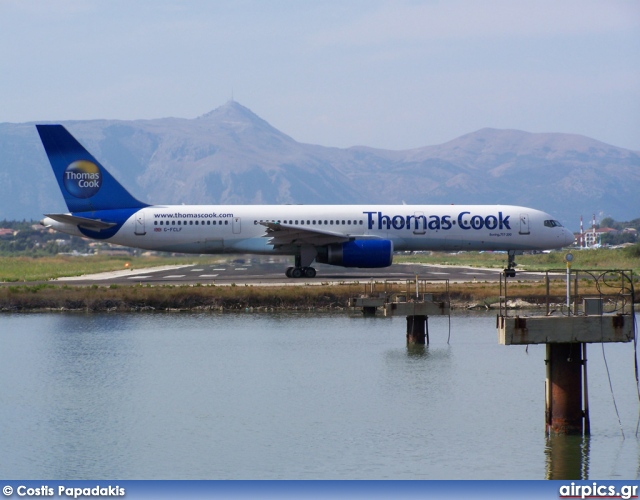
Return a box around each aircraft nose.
[563,229,575,246]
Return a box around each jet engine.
[316,240,393,268]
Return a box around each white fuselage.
[44,204,575,255]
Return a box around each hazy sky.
[2,0,639,150]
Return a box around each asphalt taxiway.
[53,260,549,286]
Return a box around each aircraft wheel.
[303,267,316,278]
[504,269,516,278]
[291,267,303,278]
[285,267,294,278]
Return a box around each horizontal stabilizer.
[45,213,118,231]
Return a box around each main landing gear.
[504,250,517,278]
[285,266,317,278]
[285,251,317,278]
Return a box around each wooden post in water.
[406,315,427,344]
[545,343,584,435]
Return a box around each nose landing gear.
[504,250,517,278]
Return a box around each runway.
[53,260,549,286]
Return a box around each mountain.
[1,101,638,230]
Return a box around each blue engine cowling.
[316,240,393,268]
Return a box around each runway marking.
[164,275,186,278]
[127,275,152,279]
[190,269,205,272]
[199,274,219,278]
[54,264,194,281]
[213,268,226,271]
[234,268,247,271]
[428,272,449,275]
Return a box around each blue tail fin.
[36,124,148,213]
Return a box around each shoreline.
[2,282,636,313]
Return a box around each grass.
[395,247,640,275]
[0,254,225,282]
[0,283,352,312]
[1,278,631,313]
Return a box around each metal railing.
[499,269,635,317]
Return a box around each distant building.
[574,227,618,248]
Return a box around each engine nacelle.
[316,240,393,268]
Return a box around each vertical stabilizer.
[36,124,147,213]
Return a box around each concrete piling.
[545,343,585,435]
[406,315,428,344]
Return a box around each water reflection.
[545,434,590,479]
[42,314,138,478]
[406,344,427,357]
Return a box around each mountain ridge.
[1,100,637,230]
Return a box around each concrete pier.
[348,278,450,344]
[497,268,635,436]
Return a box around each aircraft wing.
[260,222,353,248]
[44,213,117,231]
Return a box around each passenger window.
[172,221,175,225]
[225,221,228,225]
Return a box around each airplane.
[37,124,575,278]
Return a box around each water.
[0,311,638,479]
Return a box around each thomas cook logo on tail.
[63,161,102,198]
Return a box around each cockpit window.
[544,220,563,228]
